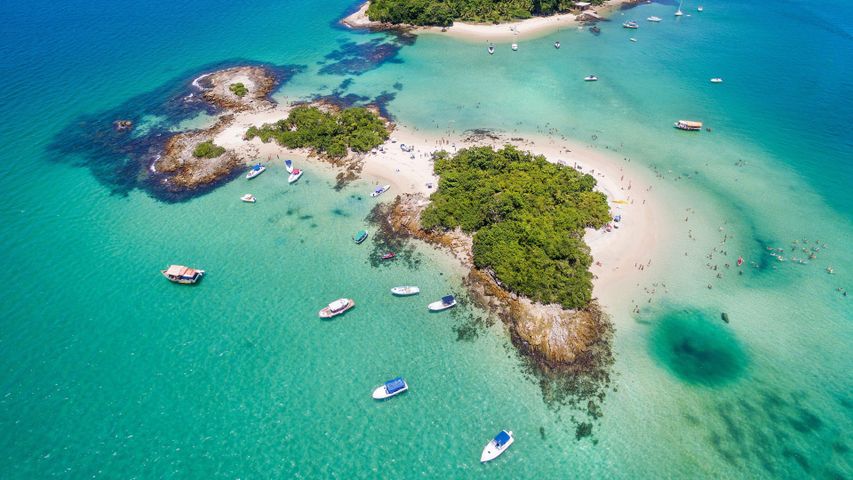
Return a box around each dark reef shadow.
[47,60,305,202]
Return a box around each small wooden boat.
[511,43,518,51]
[241,194,256,203]
[584,75,598,82]
[710,78,723,83]
[674,120,703,131]
[481,430,514,462]
[246,163,266,179]
[428,295,457,311]
[161,265,204,284]
[318,298,355,318]
[370,185,391,197]
[372,377,408,400]
[284,159,294,174]
[391,286,420,296]
[381,252,396,260]
[623,21,639,29]
[288,168,303,184]
[353,230,368,244]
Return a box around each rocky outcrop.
[382,193,614,373]
[196,66,277,111]
[154,116,243,192]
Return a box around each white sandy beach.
[213,101,669,314]
[343,0,634,42]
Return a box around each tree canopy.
[192,140,225,159]
[245,106,389,158]
[366,0,600,27]
[421,146,610,308]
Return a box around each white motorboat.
[284,159,294,174]
[240,194,256,203]
[391,286,420,296]
[697,5,703,11]
[246,163,266,179]
[480,430,514,463]
[630,37,638,42]
[584,75,598,82]
[710,77,723,83]
[554,41,561,49]
[318,298,355,318]
[372,377,408,400]
[622,21,639,29]
[428,295,456,311]
[370,184,391,197]
[511,43,518,51]
[288,168,303,183]
[647,16,662,22]
[488,44,495,55]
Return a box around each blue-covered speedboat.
[428,295,456,311]
[372,377,408,399]
[480,430,514,462]
[246,163,266,179]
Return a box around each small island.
[150,65,392,194]
[378,145,615,371]
[342,0,638,40]
[365,0,604,26]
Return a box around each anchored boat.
[372,377,408,400]
[241,194,256,203]
[428,295,457,311]
[584,75,598,82]
[318,298,355,318]
[246,163,266,179]
[161,265,204,284]
[674,120,703,131]
[370,185,390,197]
[353,230,368,244]
[288,168,303,183]
[391,286,420,296]
[480,430,514,462]
[623,21,639,29]
[511,43,518,51]
[284,159,294,174]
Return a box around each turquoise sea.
[1,0,851,478]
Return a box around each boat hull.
[288,171,303,183]
[246,167,266,179]
[161,269,205,284]
[372,383,408,400]
[391,286,420,296]
[318,299,355,318]
[481,432,514,462]
[428,300,457,311]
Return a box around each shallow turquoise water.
[1,0,851,478]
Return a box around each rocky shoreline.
[377,193,615,375]
[150,66,279,193]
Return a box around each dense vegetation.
[366,0,601,26]
[192,140,226,158]
[229,82,248,97]
[421,146,610,308]
[245,106,389,158]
